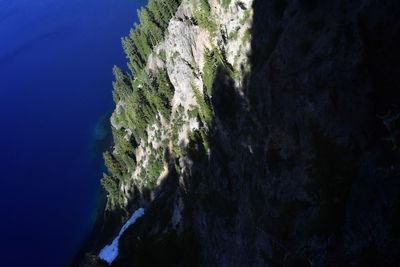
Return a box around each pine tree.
[101,173,119,203]
[103,151,124,178]
[148,0,168,28]
[112,66,132,103]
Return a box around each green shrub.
[221,0,231,9]
[202,48,221,95]
[191,84,213,124]
[199,128,210,151]
[228,29,239,40]
[193,0,218,37]
[101,173,120,206]
[158,49,167,61]
[240,9,251,25]
[242,29,252,43]
[145,152,164,188]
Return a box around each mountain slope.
[83,0,400,266]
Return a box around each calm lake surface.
[0,0,144,266]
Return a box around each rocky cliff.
[83,0,400,266]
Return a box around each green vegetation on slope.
[193,0,217,37]
[221,0,231,9]
[102,0,250,208]
[123,0,181,75]
[102,0,181,208]
[202,48,222,96]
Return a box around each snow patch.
[98,208,145,264]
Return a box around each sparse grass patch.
[240,9,251,25]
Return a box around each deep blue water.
[0,0,144,266]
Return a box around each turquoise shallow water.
[0,0,144,266]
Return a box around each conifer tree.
[102,0,184,200]
[112,66,132,103]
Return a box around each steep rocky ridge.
[106,0,252,209]
[83,0,400,266]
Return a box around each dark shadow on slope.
[178,0,400,266]
[238,0,400,265]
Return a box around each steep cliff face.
[104,0,251,209]
[86,0,400,266]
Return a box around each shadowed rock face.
[86,1,400,266]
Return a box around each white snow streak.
[98,208,145,264]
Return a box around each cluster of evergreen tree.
[102,0,231,206]
[102,0,182,207]
[123,0,181,76]
[113,67,174,142]
[101,128,137,206]
[104,65,175,206]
